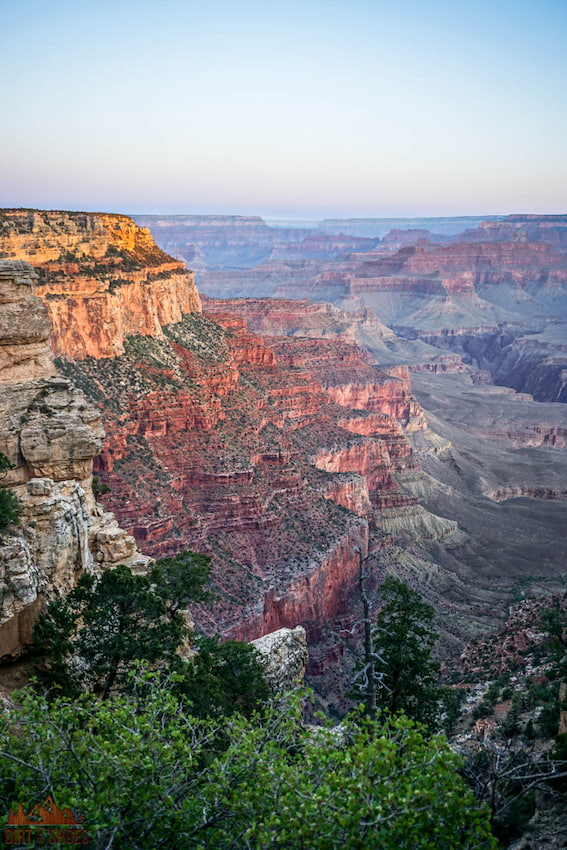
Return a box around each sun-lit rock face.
[0,209,174,265]
[0,260,147,659]
[0,209,202,359]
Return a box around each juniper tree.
[31,552,268,717]
[352,575,442,731]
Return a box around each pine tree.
[374,577,441,729]
[353,576,442,731]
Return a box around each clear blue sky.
[1,0,566,218]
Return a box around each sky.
[1,0,566,219]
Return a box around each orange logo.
[4,796,91,846]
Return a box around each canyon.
[167,213,567,406]
[1,209,566,712]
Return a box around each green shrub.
[0,452,20,535]
[0,488,20,535]
[0,687,496,849]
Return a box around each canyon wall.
[133,214,317,273]
[6,209,565,692]
[415,328,567,403]
[195,217,567,403]
[0,260,147,660]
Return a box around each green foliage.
[0,452,20,535]
[537,700,560,737]
[149,549,212,612]
[30,554,269,719]
[439,686,466,735]
[364,577,442,731]
[92,475,110,499]
[31,553,212,697]
[540,599,567,678]
[0,683,496,849]
[499,703,521,738]
[32,565,186,699]
[472,699,494,722]
[163,313,230,363]
[173,635,271,719]
[485,682,501,703]
[0,488,20,535]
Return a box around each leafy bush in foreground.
[0,681,496,849]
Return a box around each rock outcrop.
[0,262,54,385]
[0,260,147,660]
[251,625,308,693]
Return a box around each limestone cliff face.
[0,210,201,359]
[0,261,147,660]
[0,262,55,385]
[0,209,178,265]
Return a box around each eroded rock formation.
[0,260,147,660]
[0,212,443,663]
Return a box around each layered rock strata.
[57,311,423,643]
[0,209,201,359]
[0,211,497,676]
[0,261,147,659]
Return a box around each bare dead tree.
[350,549,388,719]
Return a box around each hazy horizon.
[3,0,566,218]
